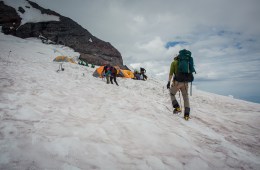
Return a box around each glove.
[167,81,170,89]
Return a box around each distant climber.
[140,67,147,80]
[133,70,141,80]
[110,66,119,86]
[101,63,111,84]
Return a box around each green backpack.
[175,49,196,82]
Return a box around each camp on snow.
[93,66,134,78]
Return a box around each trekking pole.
[56,64,60,72]
[56,63,64,72]
[178,90,182,111]
[7,50,11,66]
[190,82,192,96]
[61,63,64,71]
[163,86,164,95]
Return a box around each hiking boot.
[173,107,181,114]
[184,115,190,121]
[184,107,190,120]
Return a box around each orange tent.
[93,66,134,78]
[92,66,104,78]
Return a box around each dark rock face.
[18,7,25,14]
[0,0,124,66]
[0,1,21,35]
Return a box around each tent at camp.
[92,65,134,78]
[53,56,76,64]
[118,69,134,78]
[92,66,105,78]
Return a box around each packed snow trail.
[0,33,260,170]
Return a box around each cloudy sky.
[30,0,260,103]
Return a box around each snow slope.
[0,32,260,170]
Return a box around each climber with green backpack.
[166,49,196,120]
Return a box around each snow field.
[0,32,260,170]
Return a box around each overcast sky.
[30,0,260,103]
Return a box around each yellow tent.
[119,69,134,78]
[53,56,76,64]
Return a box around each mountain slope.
[0,0,123,66]
[0,32,260,170]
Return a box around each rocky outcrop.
[0,0,124,66]
[0,1,21,35]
